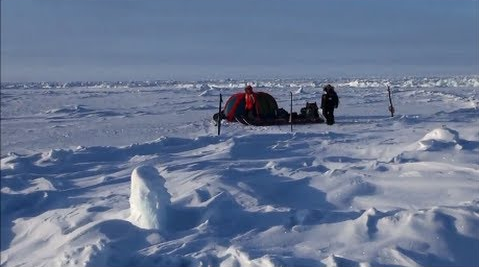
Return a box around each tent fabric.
[223,92,279,122]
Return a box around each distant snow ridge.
[294,87,304,94]
[129,166,171,231]
[2,76,478,90]
[336,76,479,88]
[199,88,215,96]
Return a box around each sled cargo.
[213,92,325,126]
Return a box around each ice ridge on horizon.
[1,76,478,90]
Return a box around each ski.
[387,86,395,117]
[237,116,324,126]
[217,94,223,135]
[235,116,249,125]
[289,92,293,132]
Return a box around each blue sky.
[1,0,478,82]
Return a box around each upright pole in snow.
[217,94,222,135]
[387,86,395,117]
[289,92,293,132]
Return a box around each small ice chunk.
[129,166,171,231]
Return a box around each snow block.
[129,165,171,231]
[417,127,461,151]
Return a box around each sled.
[213,91,325,129]
[235,115,324,126]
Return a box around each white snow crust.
[1,77,478,267]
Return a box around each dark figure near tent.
[321,84,339,125]
[244,85,257,119]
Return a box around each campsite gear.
[290,92,293,132]
[213,92,325,127]
[301,102,320,120]
[217,94,222,135]
[221,92,279,122]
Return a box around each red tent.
[222,92,279,122]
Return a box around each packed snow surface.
[1,77,478,267]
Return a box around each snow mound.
[129,165,171,231]
[321,254,367,267]
[199,89,216,96]
[294,87,304,94]
[421,127,459,142]
[418,127,461,151]
[219,246,276,267]
[45,105,89,114]
[200,83,211,90]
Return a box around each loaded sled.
[213,92,325,126]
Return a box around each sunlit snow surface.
[1,76,479,267]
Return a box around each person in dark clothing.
[321,84,339,125]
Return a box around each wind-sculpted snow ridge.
[2,130,478,266]
[1,75,478,90]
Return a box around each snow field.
[1,78,478,266]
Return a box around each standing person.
[321,84,339,125]
[244,85,257,119]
